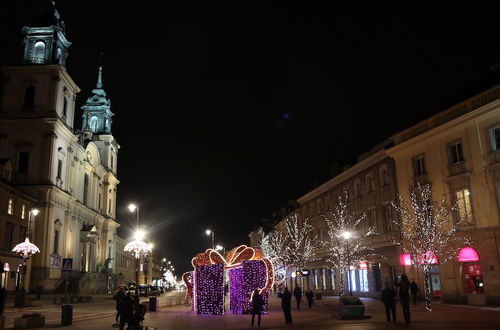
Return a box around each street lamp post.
[124,204,152,297]
[342,231,352,296]
[205,229,215,249]
[12,208,40,307]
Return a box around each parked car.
[138,284,150,297]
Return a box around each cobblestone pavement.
[2,291,499,329]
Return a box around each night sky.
[2,1,500,274]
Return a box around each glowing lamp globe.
[12,237,40,259]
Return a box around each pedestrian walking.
[250,289,264,327]
[395,274,411,325]
[35,282,43,300]
[305,289,314,309]
[293,285,302,310]
[113,287,126,323]
[278,287,293,324]
[410,279,420,305]
[118,292,134,330]
[381,281,396,322]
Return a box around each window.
[21,204,26,219]
[4,222,14,249]
[366,174,375,192]
[348,268,357,292]
[20,226,27,242]
[33,41,45,63]
[449,141,464,164]
[54,228,60,254]
[62,89,68,117]
[313,270,318,290]
[384,205,393,233]
[330,269,335,290]
[110,154,114,170]
[455,188,474,227]
[490,126,500,150]
[369,209,377,231]
[380,165,389,187]
[18,152,30,174]
[321,269,327,290]
[413,155,426,176]
[108,198,112,215]
[359,269,369,292]
[98,193,102,211]
[354,179,361,197]
[24,86,35,108]
[57,159,63,179]
[83,174,89,205]
[7,198,13,215]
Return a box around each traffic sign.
[62,258,73,272]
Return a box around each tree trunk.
[423,265,432,311]
[339,269,345,296]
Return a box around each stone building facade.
[0,4,120,293]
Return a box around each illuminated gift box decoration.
[185,245,277,315]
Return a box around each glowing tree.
[284,214,317,274]
[320,192,375,296]
[260,230,288,283]
[392,184,471,311]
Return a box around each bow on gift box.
[189,245,275,292]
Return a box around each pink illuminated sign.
[400,254,412,266]
[458,247,480,262]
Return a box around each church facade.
[0,4,120,293]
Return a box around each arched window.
[54,220,62,254]
[62,88,68,117]
[33,41,46,64]
[90,116,98,132]
[24,86,35,108]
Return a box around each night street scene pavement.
[2,1,500,330]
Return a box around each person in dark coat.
[118,292,134,330]
[250,289,264,327]
[305,289,314,309]
[293,285,302,310]
[278,287,293,324]
[410,279,420,305]
[35,282,43,300]
[113,287,126,323]
[381,281,397,322]
[395,274,411,325]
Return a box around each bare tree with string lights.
[259,230,288,283]
[284,214,318,274]
[392,184,471,311]
[320,191,375,296]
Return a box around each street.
[2,291,500,329]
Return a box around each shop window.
[463,263,484,294]
[348,268,357,292]
[359,269,369,292]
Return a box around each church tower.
[81,67,114,134]
[22,0,71,66]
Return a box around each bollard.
[149,297,157,311]
[61,304,73,326]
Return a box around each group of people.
[381,274,420,325]
[113,287,146,330]
[249,285,316,327]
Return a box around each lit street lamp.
[124,203,152,293]
[12,208,40,307]
[205,229,215,249]
[215,244,225,256]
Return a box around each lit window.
[33,41,45,63]
[7,198,13,215]
[449,141,464,164]
[321,269,327,290]
[330,269,335,289]
[349,269,357,292]
[314,270,318,290]
[21,204,26,219]
[455,188,474,227]
[413,155,426,176]
[359,269,369,292]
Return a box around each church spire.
[81,65,114,135]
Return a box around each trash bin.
[149,297,157,311]
[61,304,73,326]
